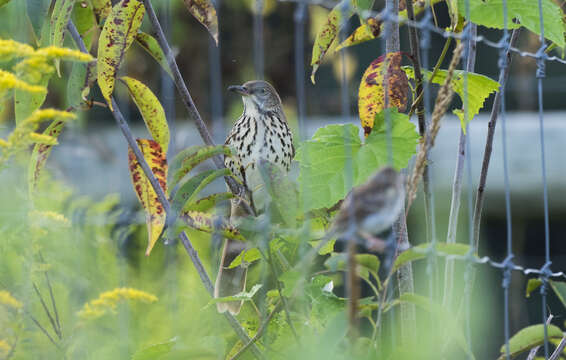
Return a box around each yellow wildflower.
[0,38,34,60]
[35,46,94,62]
[24,109,75,124]
[0,339,10,356]
[28,133,58,145]
[29,210,70,227]
[0,70,46,94]
[0,139,9,147]
[0,291,23,309]
[78,288,158,320]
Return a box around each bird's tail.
[214,238,247,315]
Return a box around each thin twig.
[39,252,62,338]
[66,20,264,360]
[472,28,520,253]
[26,312,59,349]
[346,234,360,339]
[405,42,464,213]
[230,301,283,360]
[442,23,477,309]
[32,283,61,340]
[549,336,566,360]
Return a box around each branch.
[66,21,264,360]
[472,28,520,252]
[442,23,477,309]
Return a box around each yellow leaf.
[97,0,145,109]
[128,139,167,256]
[183,0,219,44]
[358,52,408,136]
[120,77,169,153]
[335,17,382,52]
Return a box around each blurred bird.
[214,80,294,315]
[329,166,405,251]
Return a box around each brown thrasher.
[214,80,294,315]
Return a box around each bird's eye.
[260,88,267,94]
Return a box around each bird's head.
[228,80,282,112]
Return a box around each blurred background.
[1,0,565,358]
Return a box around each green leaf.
[180,210,245,242]
[0,0,11,7]
[550,280,566,309]
[50,0,75,75]
[28,119,67,198]
[131,338,177,360]
[526,278,543,298]
[403,66,499,130]
[497,324,563,360]
[309,238,335,255]
[458,0,565,49]
[26,0,51,44]
[324,252,380,280]
[135,32,173,79]
[72,0,96,51]
[279,269,302,297]
[207,284,262,306]
[169,145,232,186]
[15,76,50,124]
[310,1,354,84]
[67,61,96,109]
[258,160,299,228]
[97,0,145,109]
[120,76,169,153]
[228,248,261,269]
[393,243,471,272]
[182,192,234,213]
[296,108,418,211]
[171,168,230,216]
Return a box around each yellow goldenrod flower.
[0,339,10,356]
[78,288,158,320]
[28,210,70,227]
[0,70,46,94]
[0,38,34,60]
[24,109,75,124]
[0,139,9,147]
[28,133,58,146]
[0,290,23,309]
[35,46,94,62]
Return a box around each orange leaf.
[358,52,408,136]
[128,139,168,256]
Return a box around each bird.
[329,166,405,251]
[214,80,294,315]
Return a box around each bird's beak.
[228,85,249,96]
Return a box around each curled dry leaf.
[183,0,219,44]
[97,0,145,110]
[358,52,408,136]
[128,139,168,256]
[335,17,382,52]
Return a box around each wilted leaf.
[311,2,354,84]
[28,119,66,197]
[180,210,245,242]
[335,17,381,52]
[50,0,75,75]
[403,66,499,130]
[97,0,145,109]
[120,76,169,153]
[132,338,177,360]
[135,32,173,78]
[497,324,563,360]
[171,168,230,216]
[458,0,565,48]
[296,108,418,211]
[169,145,232,186]
[183,0,219,44]
[128,139,167,256]
[393,243,471,272]
[525,278,542,298]
[91,0,111,21]
[358,52,408,136]
[207,284,262,306]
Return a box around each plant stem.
[472,28,520,253]
[66,21,264,360]
[442,23,477,309]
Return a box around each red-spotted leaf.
[310,3,354,84]
[92,0,112,21]
[28,119,67,198]
[50,0,75,75]
[135,32,173,78]
[97,0,145,109]
[120,76,169,153]
[182,0,219,44]
[128,139,168,256]
[335,17,382,52]
[358,52,408,136]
